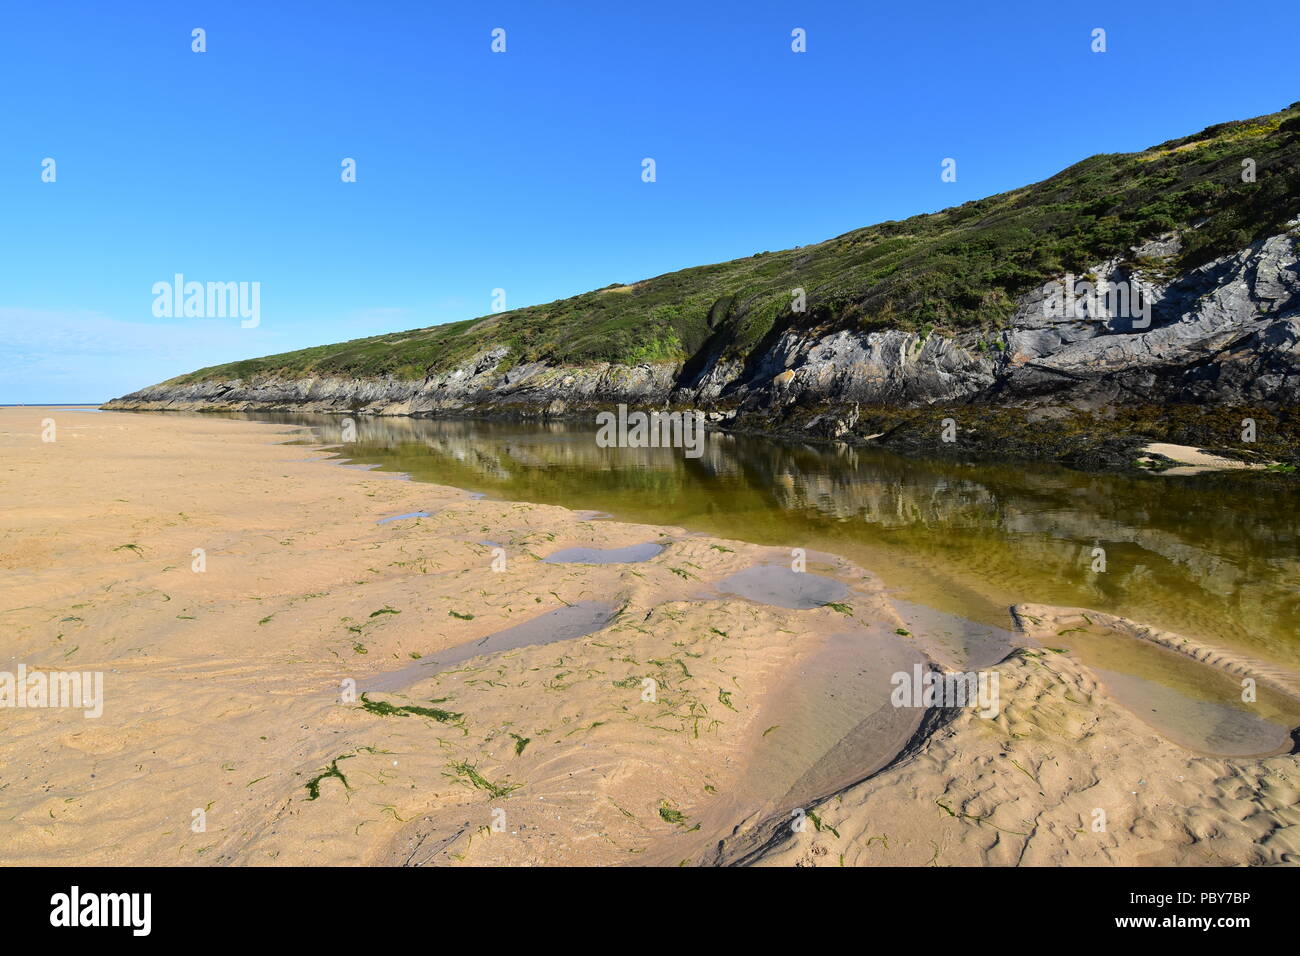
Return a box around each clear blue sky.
[1,0,1295,402]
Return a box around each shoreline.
[100,399,1300,479]
[1,407,1296,866]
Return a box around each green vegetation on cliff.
[172,104,1300,385]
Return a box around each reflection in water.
[226,412,1300,670]
[542,542,664,564]
[715,565,850,610]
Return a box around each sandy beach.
[1,407,1296,867]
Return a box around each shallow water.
[640,627,930,864]
[715,565,850,610]
[376,510,431,524]
[747,629,929,811]
[362,600,618,694]
[889,598,1020,670]
[1044,623,1300,756]
[184,412,1300,676]
[1094,666,1293,756]
[543,542,664,564]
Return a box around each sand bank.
[1138,442,1274,476]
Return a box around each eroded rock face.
[987,229,1300,406]
[699,224,1299,413]
[106,225,1300,422]
[725,327,995,410]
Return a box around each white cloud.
[0,305,432,404]
[0,307,274,403]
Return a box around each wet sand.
[0,407,1296,866]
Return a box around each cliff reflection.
[232,412,1300,667]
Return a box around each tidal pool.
[192,412,1300,678]
[376,510,431,524]
[715,565,850,610]
[543,542,664,564]
[362,600,618,694]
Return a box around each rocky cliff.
[106,106,1300,468]
[106,222,1300,460]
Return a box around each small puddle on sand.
[890,598,1019,670]
[714,565,849,610]
[741,630,929,811]
[543,542,664,564]
[377,511,431,524]
[1093,667,1293,756]
[1045,624,1300,757]
[361,601,617,694]
[642,627,929,865]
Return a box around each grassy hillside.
[172,103,1300,385]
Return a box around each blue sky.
[1,0,1295,402]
